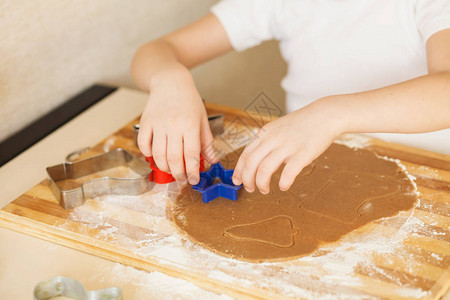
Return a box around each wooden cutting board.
[0,102,449,299]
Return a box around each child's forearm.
[130,39,189,91]
[130,14,231,93]
[319,71,450,135]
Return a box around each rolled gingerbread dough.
[171,143,418,262]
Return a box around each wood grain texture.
[1,102,449,299]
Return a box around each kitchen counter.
[0,87,228,299]
[1,86,449,299]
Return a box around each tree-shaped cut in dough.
[224,216,299,248]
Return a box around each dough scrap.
[171,143,418,262]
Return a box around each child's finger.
[152,131,169,172]
[167,135,186,183]
[232,138,261,185]
[137,124,153,157]
[255,150,285,194]
[200,117,218,163]
[240,142,272,192]
[279,154,308,191]
[184,131,201,185]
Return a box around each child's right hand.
[137,65,218,185]
[131,14,231,183]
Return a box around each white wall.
[0,0,287,142]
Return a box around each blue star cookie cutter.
[192,162,243,203]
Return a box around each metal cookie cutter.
[34,276,122,300]
[47,149,152,209]
[193,162,242,203]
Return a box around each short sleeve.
[211,0,281,51]
[415,0,450,43]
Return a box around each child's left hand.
[232,98,343,194]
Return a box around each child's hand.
[232,100,342,194]
[138,66,217,185]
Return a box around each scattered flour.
[103,136,116,152]
[61,185,433,299]
[57,134,442,299]
[96,263,233,300]
[334,133,371,149]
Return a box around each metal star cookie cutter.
[193,162,242,203]
[33,276,123,300]
[47,149,153,209]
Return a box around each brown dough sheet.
[171,143,418,262]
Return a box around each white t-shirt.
[211,0,450,153]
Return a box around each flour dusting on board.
[103,136,116,152]
[90,263,233,300]
[61,185,431,299]
[334,133,371,149]
[56,134,439,299]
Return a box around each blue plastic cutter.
[192,162,243,203]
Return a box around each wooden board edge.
[428,269,450,300]
[0,210,282,300]
[368,138,450,162]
